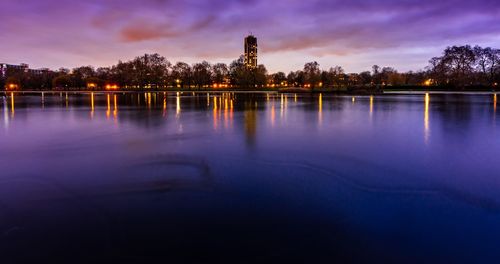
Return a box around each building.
[0,63,29,78]
[244,35,258,69]
[29,68,51,75]
[0,64,5,78]
[1,63,51,78]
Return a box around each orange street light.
[7,83,19,90]
[424,79,433,86]
[105,84,119,90]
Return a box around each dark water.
[1,91,499,263]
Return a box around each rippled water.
[1,91,499,263]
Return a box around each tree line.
[2,45,499,91]
[428,45,499,87]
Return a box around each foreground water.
[0,92,499,263]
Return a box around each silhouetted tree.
[254,65,268,87]
[95,67,111,82]
[212,63,229,84]
[230,56,252,87]
[428,56,448,85]
[380,67,402,85]
[474,46,500,85]
[71,66,96,88]
[110,61,134,88]
[171,62,192,88]
[52,74,72,89]
[304,61,320,89]
[438,45,476,87]
[372,65,382,85]
[286,71,298,86]
[329,66,346,87]
[192,61,212,88]
[359,71,372,85]
[272,72,287,86]
[131,53,170,89]
[6,44,499,91]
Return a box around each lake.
[1,91,499,263]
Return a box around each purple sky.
[1,0,499,73]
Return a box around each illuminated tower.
[244,35,258,69]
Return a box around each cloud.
[119,15,217,42]
[120,21,179,42]
[0,0,499,72]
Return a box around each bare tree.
[304,61,320,89]
[192,61,212,89]
[212,63,229,84]
[474,46,500,85]
[171,62,192,89]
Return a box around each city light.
[212,83,229,89]
[105,84,119,90]
[2,3,500,263]
[244,35,258,69]
[7,83,18,90]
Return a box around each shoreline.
[2,89,498,95]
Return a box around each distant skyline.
[1,0,499,73]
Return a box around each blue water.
[1,92,499,263]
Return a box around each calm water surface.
[1,92,499,263]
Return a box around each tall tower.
[244,35,258,69]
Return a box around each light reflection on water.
[1,91,500,262]
[494,93,497,113]
[424,93,430,144]
[10,92,15,118]
[90,92,94,119]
